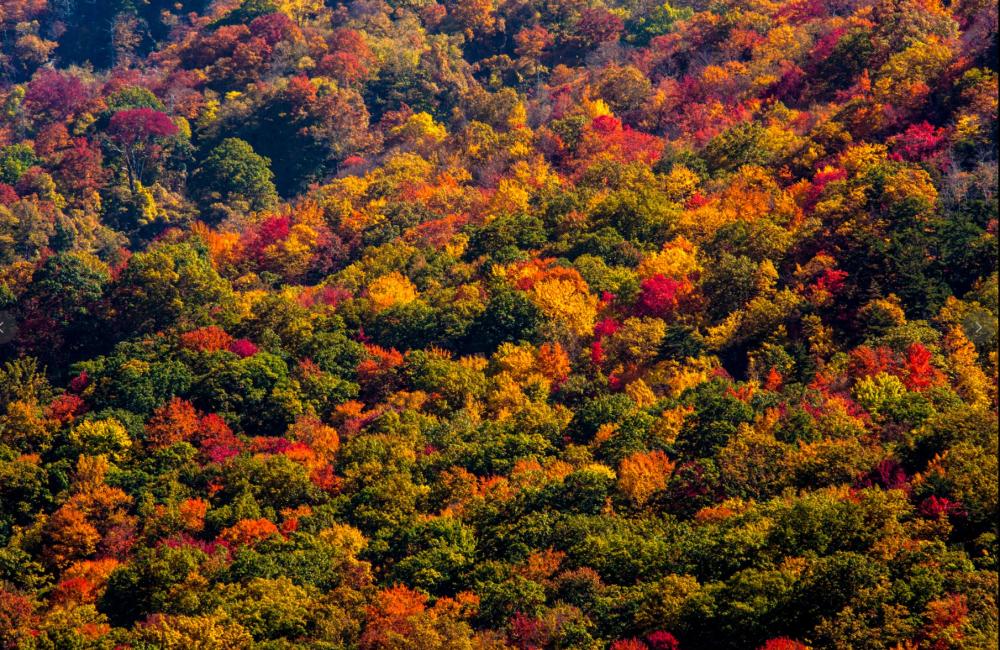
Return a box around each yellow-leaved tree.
[942,325,992,409]
[366,271,419,312]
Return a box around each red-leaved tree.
[106,108,178,191]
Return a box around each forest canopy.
[0,0,997,648]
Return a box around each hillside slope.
[0,0,997,647]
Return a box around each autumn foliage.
[0,0,995,647]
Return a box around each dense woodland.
[0,0,996,647]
